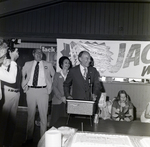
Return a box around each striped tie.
[32,62,39,86]
[83,68,87,80]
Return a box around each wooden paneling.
[1,2,150,41]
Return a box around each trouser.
[26,87,49,139]
[0,87,20,146]
[50,103,67,126]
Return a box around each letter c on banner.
[141,44,150,64]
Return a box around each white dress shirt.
[0,61,17,99]
[80,64,88,77]
[28,60,46,86]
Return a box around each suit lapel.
[59,72,65,82]
[77,65,84,80]
[87,67,90,79]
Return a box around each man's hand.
[23,85,29,93]
[92,94,97,101]
[62,96,66,104]
[67,95,73,99]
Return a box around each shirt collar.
[34,60,42,64]
[60,70,68,80]
[80,64,87,71]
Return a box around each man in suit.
[22,48,55,145]
[64,51,101,101]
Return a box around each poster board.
[57,39,150,79]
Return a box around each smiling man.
[64,51,101,101]
[22,48,55,146]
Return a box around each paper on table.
[140,138,150,147]
[45,129,61,147]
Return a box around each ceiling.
[0,0,62,17]
[0,0,150,17]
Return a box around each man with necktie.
[22,48,55,146]
[64,51,101,101]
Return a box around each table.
[38,117,150,147]
[53,117,150,147]
[54,117,150,136]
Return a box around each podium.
[66,99,95,126]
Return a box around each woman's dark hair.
[59,56,72,69]
[116,90,130,102]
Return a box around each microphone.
[88,75,91,85]
[88,71,92,85]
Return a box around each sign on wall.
[57,39,150,79]
[41,45,57,62]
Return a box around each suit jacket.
[64,65,101,101]
[22,60,55,94]
[52,72,65,105]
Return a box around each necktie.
[83,68,87,80]
[32,62,39,86]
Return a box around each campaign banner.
[57,39,150,79]
[41,45,57,61]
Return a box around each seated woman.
[140,102,150,123]
[111,90,134,121]
[50,56,72,126]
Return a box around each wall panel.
[0,1,150,40]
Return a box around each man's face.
[12,48,19,61]
[79,52,91,67]
[33,49,43,62]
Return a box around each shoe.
[22,139,33,146]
